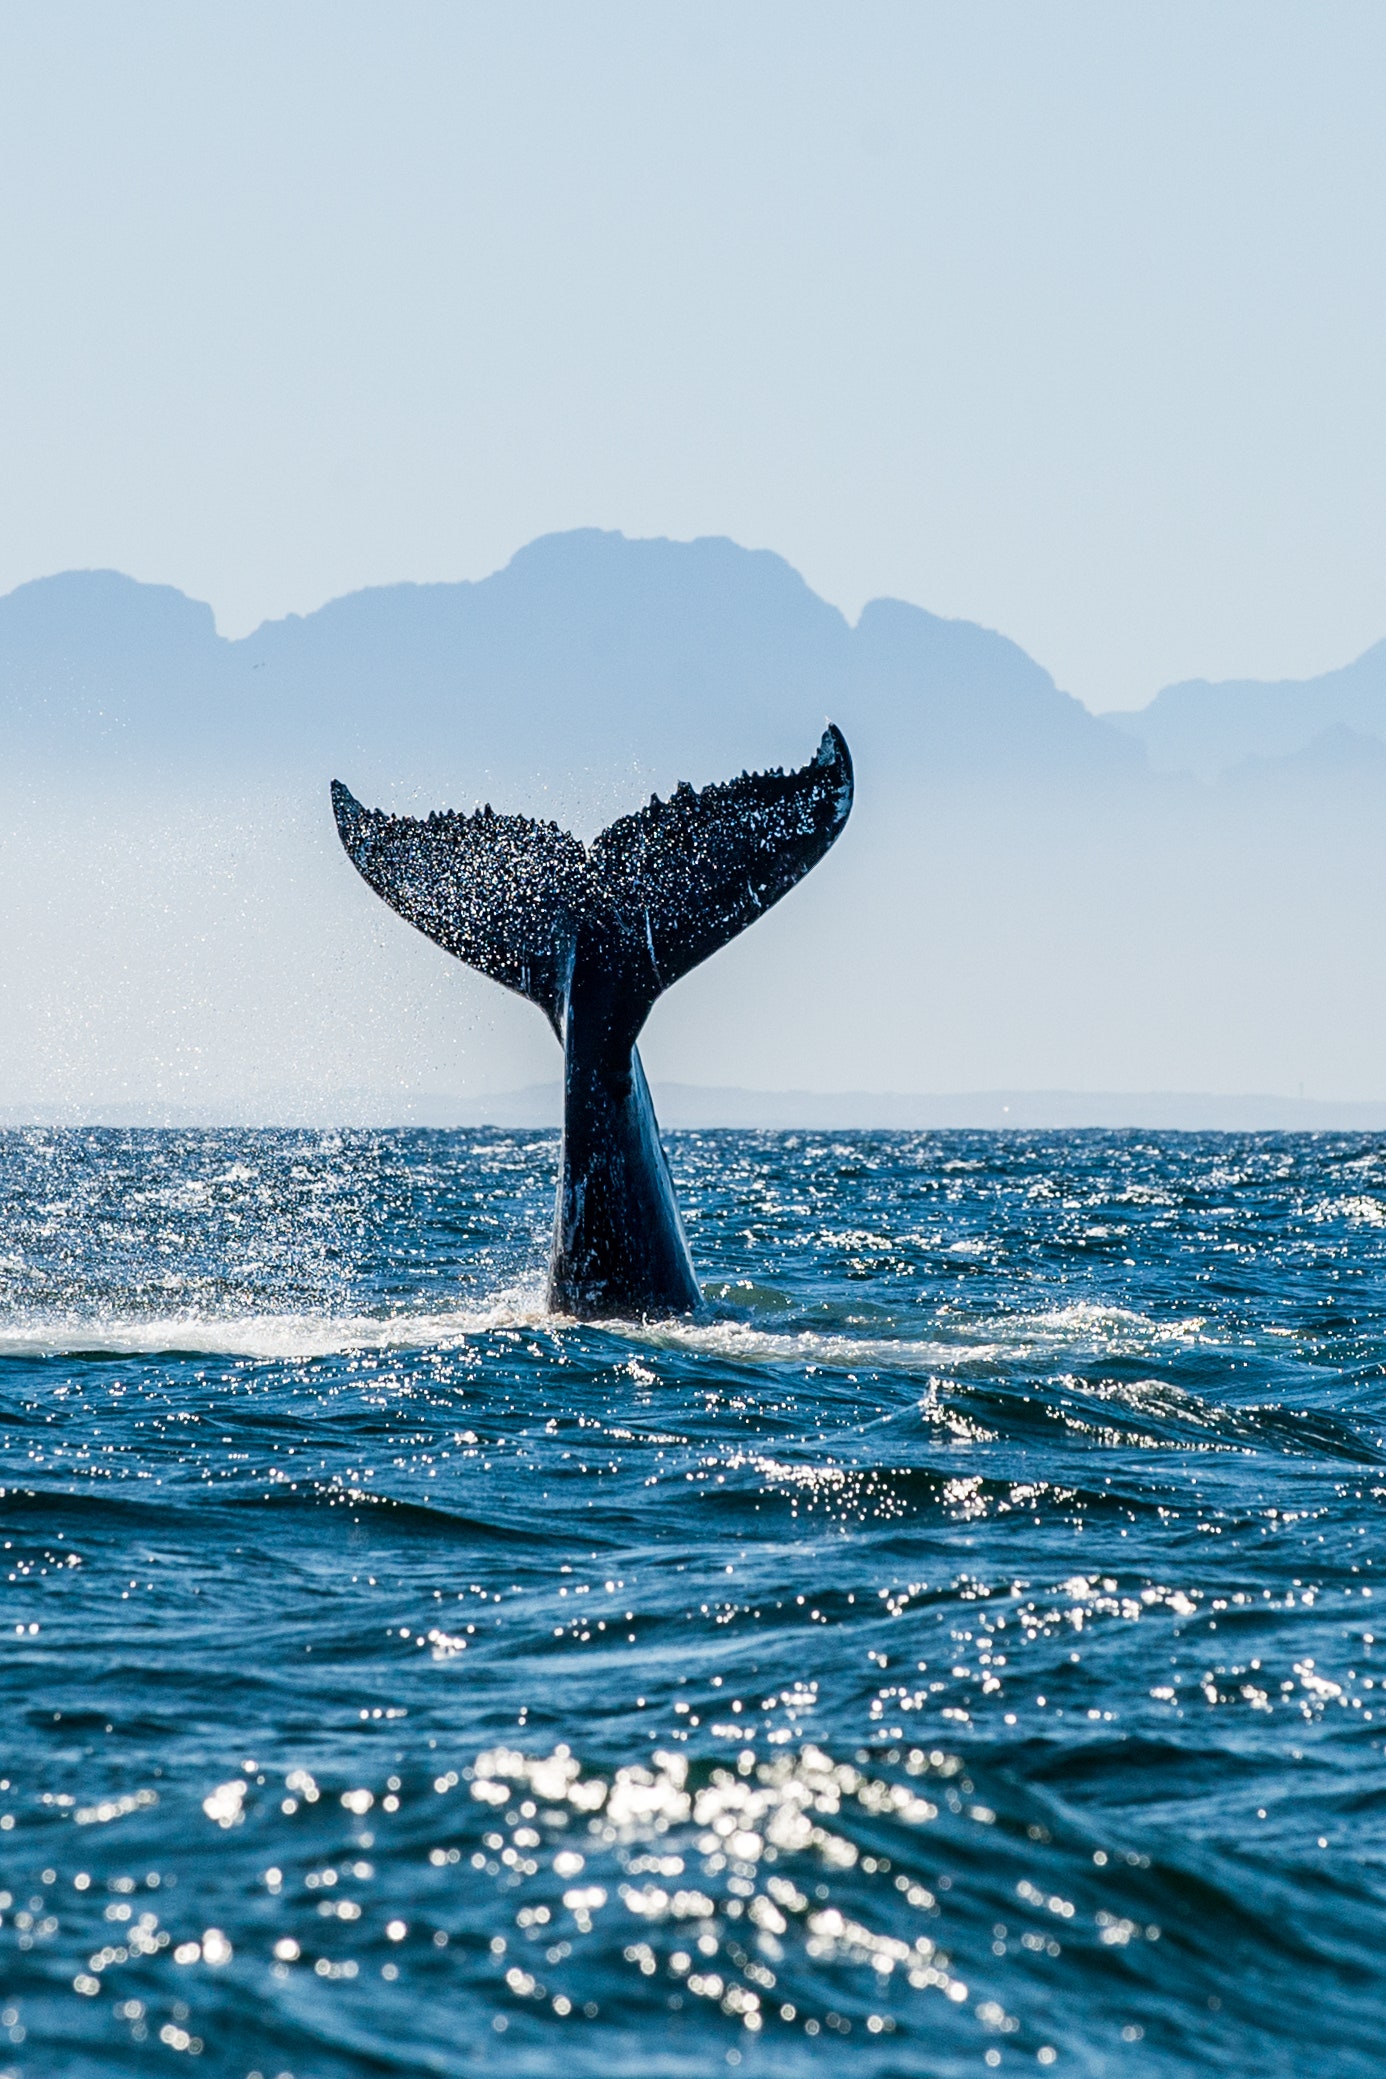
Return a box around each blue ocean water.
[1,1127,1383,2078]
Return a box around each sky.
[1,2,1384,711]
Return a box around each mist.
[4,530,1385,1122]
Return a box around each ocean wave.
[0,1290,1212,1374]
[0,1290,550,1360]
[3,1126,1384,2077]
[616,1299,1211,1378]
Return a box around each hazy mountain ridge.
[8,531,1379,795]
[1109,637,1386,781]
[3,528,1386,1115]
[0,528,1141,805]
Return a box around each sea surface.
[1,1127,1383,2077]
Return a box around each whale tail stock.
[330,723,853,1046]
[331,724,854,1316]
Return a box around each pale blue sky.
[1,1,1383,708]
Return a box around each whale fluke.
[588,724,853,1022]
[330,781,587,1037]
[332,725,853,1316]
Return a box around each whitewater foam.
[0,1290,549,1361]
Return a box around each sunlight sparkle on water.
[1,1126,1383,2073]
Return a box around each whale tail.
[331,724,853,1038]
[333,726,853,1317]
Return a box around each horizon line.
[5,1084,1386,1133]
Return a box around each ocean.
[0,1126,1381,2076]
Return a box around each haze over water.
[0,1125,1381,2075]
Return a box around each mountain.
[1,529,1139,808]
[3,528,1386,1117]
[1222,722,1386,799]
[1108,639,1386,781]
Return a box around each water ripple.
[1,1127,1384,2075]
